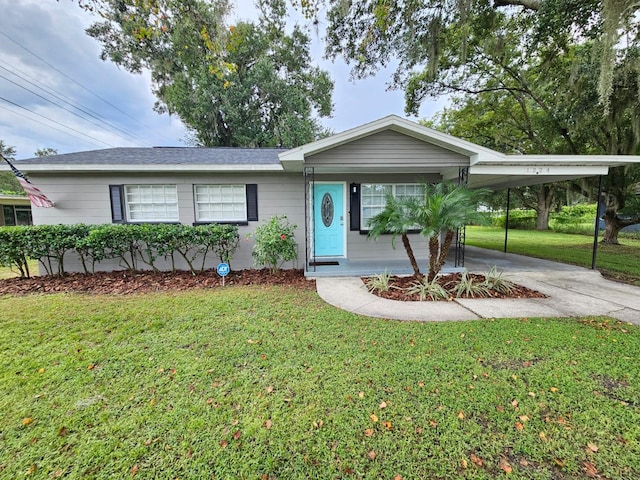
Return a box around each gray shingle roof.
[15,147,286,165]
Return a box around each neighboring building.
[0,194,32,226]
[5,116,640,274]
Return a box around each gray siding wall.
[27,169,454,274]
[306,130,469,168]
[28,172,305,272]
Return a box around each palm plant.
[368,194,423,279]
[406,182,486,281]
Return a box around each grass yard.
[467,227,640,285]
[0,259,38,280]
[1,287,639,479]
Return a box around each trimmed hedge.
[0,223,239,278]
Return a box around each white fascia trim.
[470,165,609,176]
[279,115,504,163]
[489,155,640,166]
[5,164,284,173]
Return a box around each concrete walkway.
[315,247,640,324]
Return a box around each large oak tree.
[82,0,333,147]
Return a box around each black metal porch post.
[504,188,511,253]
[591,175,604,270]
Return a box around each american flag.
[2,155,54,208]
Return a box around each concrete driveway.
[315,246,640,323]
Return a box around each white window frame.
[194,184,247,223]
[124,184,179,222]
[360,183,424,230]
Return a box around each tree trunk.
[601,207,640,244]
[436,230,456,275]
[401,233,422,279]
[535,184,554,230]
[427,236,440,282]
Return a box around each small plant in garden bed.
[363,268,545,302]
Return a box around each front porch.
[304,255,463,278]
[303,245,587,277]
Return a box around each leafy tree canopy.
[0,140,23,195]
[34,148,58,157]
[82,0,333,147]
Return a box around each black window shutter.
[246,184,258,221]
[109,185,125,223]
[350,183,360,231]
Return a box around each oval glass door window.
[321,193,334,227]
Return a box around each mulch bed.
[0,269,315,296]
[363,273,547,302]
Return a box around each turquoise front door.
[313,183,345,257]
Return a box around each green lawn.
[1,287,639,479]
[0,259,38,280]
[467,226,640,285]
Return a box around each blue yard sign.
[217,262,230,286]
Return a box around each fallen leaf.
[264,419,272,429]
[219,440,228,448]
[381,421,393,430]
[461,458,468,469]
[131,464,138,477]
[519,415,530,422]
[266,386,274,394]
[587,443,599,453]
[539,432,547,440]
[554,458,566,468]
[496,405,505,412]
[367,450,376,460]
[457,410,465,420]
[52,469,64,478]
[88,364,95,370]
[515,422,524,431]
[511,399,519,408]
[206,397,215,405]
[38,368,45,374]
[394,476,402,480]
[22,417,33,426]
[25,465,37,475]
[550,387,558,393]
[358,391,365,398]
[519,459,529,467]
[57,426,68,437]
[528,391,536,397]
[364,428,374,437]
[370,414,378,422]
[429,420,438,428]
[499,458,513,474]
[583,461,598,478]
[418,381,425,387]
[470,453,484,467]
[379,401,387,409]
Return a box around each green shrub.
[491,209,537,230]
[251,215,298,274]
[22,224,89,276]
[0,223,242,276]
[549,204,598,236]
[0,226,31,278]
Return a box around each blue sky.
[0,0,448,159]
